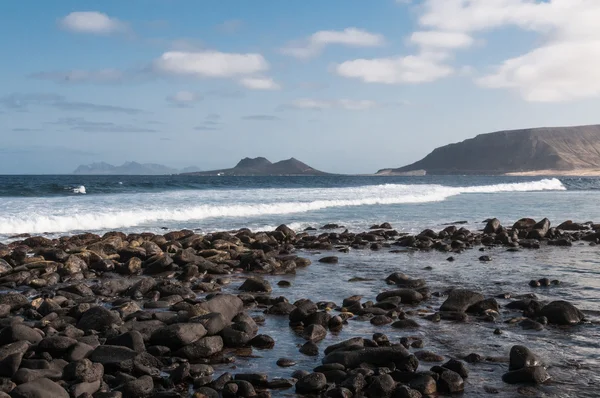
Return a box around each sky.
[2,0,600,174]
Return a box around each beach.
[0,208,598,397]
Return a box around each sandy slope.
[506,169,600,176]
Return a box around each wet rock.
[0,324,42,345]
[371,315,393,326]
[437,370,464,393]
[376,289,424,304]
[391,319,420,329]
[408,375,436,395]
[239,276,272,293]
[326,387,353,398]
[0,293,28,311]
[385,273,426,289]
[265,302,296,315]
[122,375,154,397]
[502,366,550,384]
[442,359,469,378]
[190,313,228,336]
[539,300,584,325]
[150,323,207,349]
[323,346,412,369]
[249,334,275,349]
[394,384,424,398]
[302,324,327,342]
[195,294,243,323]
[174,336,224,360]
[106,331,145,353]
[9,378,69,398]
[276,358,296,367]
[300,342,319,356]
[318,256,339,264]
[12,368,62,384]
[519,318,544,331]
[414,351,444,362]
[296,372,327,394]
[63,359,104,383]
[76,306,121,333]
[70,380,101,397]
[508,345,543,371]
[88,345,137,369]
[194,387,219,398]
[440,289,485,313]
[484,218,501,234]
[366,374,396,398]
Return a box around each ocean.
[0,174,595,240]
[1,175,599,397]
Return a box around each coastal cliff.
[378,125,600,175]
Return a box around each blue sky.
[1,0,600,174]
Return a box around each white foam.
[0,178,566,235]
[73,186,86,194]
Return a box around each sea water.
[1,175,599,396]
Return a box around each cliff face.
[185,157,328,176]
[381,125,600,175]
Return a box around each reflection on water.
[217,245,600,397]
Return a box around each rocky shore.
[0,217,594,397]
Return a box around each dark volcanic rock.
[508,345,543,371]
[502,366,550,384]
[76,306,121,332]
[239,276,272,293]
[151,323,208,349]
[440,289,485,313]
[9,377,69,398]
[296,372,327,394]
[539,300,584,325]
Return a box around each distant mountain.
[74,161,201,175]
[377,124,600,176]
[183,157,329,176]
[179,166,203,174]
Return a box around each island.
[378,124,600,176]
[182,157,329,176]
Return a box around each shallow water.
[216,244,600,397]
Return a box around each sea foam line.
[0,179,566,234]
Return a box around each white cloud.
[59,11,126,35]
[239,77,281,90]
[417,0,600,102]
[410,31,474,49]
[153,51,269,78]
[166,91,202,106]
[282,28,384,59]
[478,41,600,102]
[287,98,378,111]
[336,52,453,84]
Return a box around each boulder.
[174,336,224,360]
[440,289,484,313]
[239,276,272,293]
[150,323,207,349]
[508,346,543,371]
[296,372,327,394]
[502,366,550,384]
[76,306,121,333]
[195,295,243,323]
[9,378,69,398]
[322,346,412,369]
[539,301,584,325]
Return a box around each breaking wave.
[0,179,565,235]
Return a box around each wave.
[0,178,565,235]
[72,185,86,194]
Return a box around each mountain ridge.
[379,124,600,175]
[183,157,329,176]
